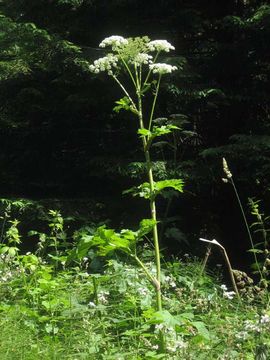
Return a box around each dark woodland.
[0,0,270,268]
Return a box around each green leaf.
[0,246,9,254]
[155,179,184,194]
[123,182,151,199]
[247,249,264,254]
[138,125,179,142]
[137,219,157,238]
[149,310,181,328]
[152,125,179,137]
[113,96,131,113]
[123,179,184,199]
[192,321,210,340]
[138,128,152,137]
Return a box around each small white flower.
[149,63,177,75]
[223,291,235,300]
[99,36,128,51]
[147,40,175,52]
[261,314,270,324]
[89,54,118,75]
[98,290,109,304]
[88,301,96,308]
[221,284,228,291]
[138,287,148,296]
[155,323,165,332]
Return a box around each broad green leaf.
[138,125,179,141]
[0,246,9,254]
[149,310,181,327]
[192,321,210,340]
[137,219,157,238]
[137,128,152,137]
[123,179,184,199]
[155,179,184,194]
[152,125,179,137]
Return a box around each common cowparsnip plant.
[87,35,184,350]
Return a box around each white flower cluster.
[147,40,175,52]
[0,270,12,282]
[220,284,235,300]
[236,314,270,341]
[99,35,128,51]
[89,54,118,75]
[260,314,270,324]
[164,275,177,288]
[154,324,187,352]
[131,53,153,66]
[149,63,177,75]
[98,290,109,304]
[137,286,149,296]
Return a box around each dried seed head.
[222,157,232,178]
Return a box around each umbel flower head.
[149,63,177,75]
[89,35,177,76]
[99,35,128,51]
[89,54,118,75]
[147,40,175,52]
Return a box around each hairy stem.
[137,90,162,313]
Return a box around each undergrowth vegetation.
[0,199,269,359]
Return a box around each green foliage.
[113,96,133,113]
[124,179,184,199]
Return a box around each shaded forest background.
[0,0,270,269]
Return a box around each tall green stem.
[137,88,162,312]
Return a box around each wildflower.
[221,284,228,291]
[131,53,153,66]
[98,290,109,304]
[223,291,236,300]
[260,314,270,324]
[89,54,118,75]
[147,40,175,52]
[99,35,128,51]
[155,323,165,332]
[88,301,96,308]
[149,63,177,75]
[164,275,176,288]
[138,287,148,296]
[167,338,187,352]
